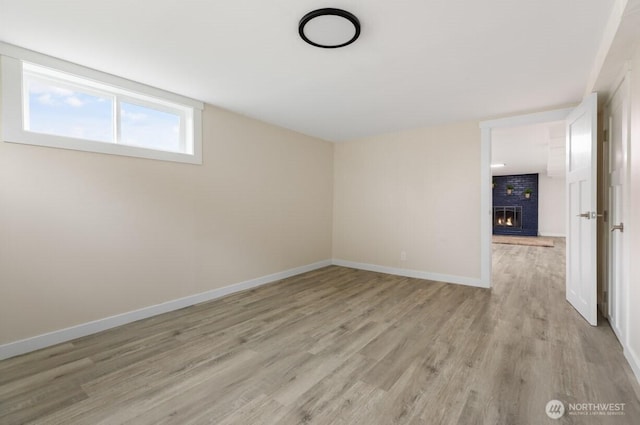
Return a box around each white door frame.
[604,70,631,345]
[479,108,574,288]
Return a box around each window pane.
[26,77,113,142]
[119,102,181,153]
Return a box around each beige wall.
[538,174,566,236]
[627,39,640,381]
[0,105,334,345]
[332,121,481,281]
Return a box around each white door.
[566,93,598,326]
[607,77,629,343]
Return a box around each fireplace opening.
[494,206,522,229]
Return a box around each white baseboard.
[539,233,566,238]
[0,260,332,361]
[331,259,488,289]
[624,345,640,388]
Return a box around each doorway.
[480,99,603,327]
[490,121,566,237]
[479,108,573,287]
[488,120,569,308]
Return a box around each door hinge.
[603,129,608,143]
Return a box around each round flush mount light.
[299,8,361,48]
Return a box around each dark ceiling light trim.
[299,8,361,49]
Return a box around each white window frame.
[1,43,203,164]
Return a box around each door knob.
[611,223,624,232]
[577,212,590,219]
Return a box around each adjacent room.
[491,120,566,244]
[2,1,640,424]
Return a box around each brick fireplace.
[492,174,538,236]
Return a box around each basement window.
[1,49,203,164]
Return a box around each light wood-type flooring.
[1,238,639,424]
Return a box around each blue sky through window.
[27,78,183,152]
[11,59,199,164]
[27,79,113,142]
[120,102,181,152]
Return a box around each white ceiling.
[491,121,565,177]
[0,0,615,142]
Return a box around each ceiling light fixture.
[491,163,506,168]
[299,8,361,49]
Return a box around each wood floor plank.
[0,358,93,399]
[216,395,286,425]
[1,238,639,424]
[273,354,374,425]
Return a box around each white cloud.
[51,86,75,97]
[29,80,97,108]
[121,109,148,122]
[29,81,74,97]
[65,96,84,107]
[37,93,55,105]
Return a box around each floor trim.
[625,346,640,388]
[331,259,487,288]
[0,260,332,361]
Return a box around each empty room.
[2,1,640,424]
